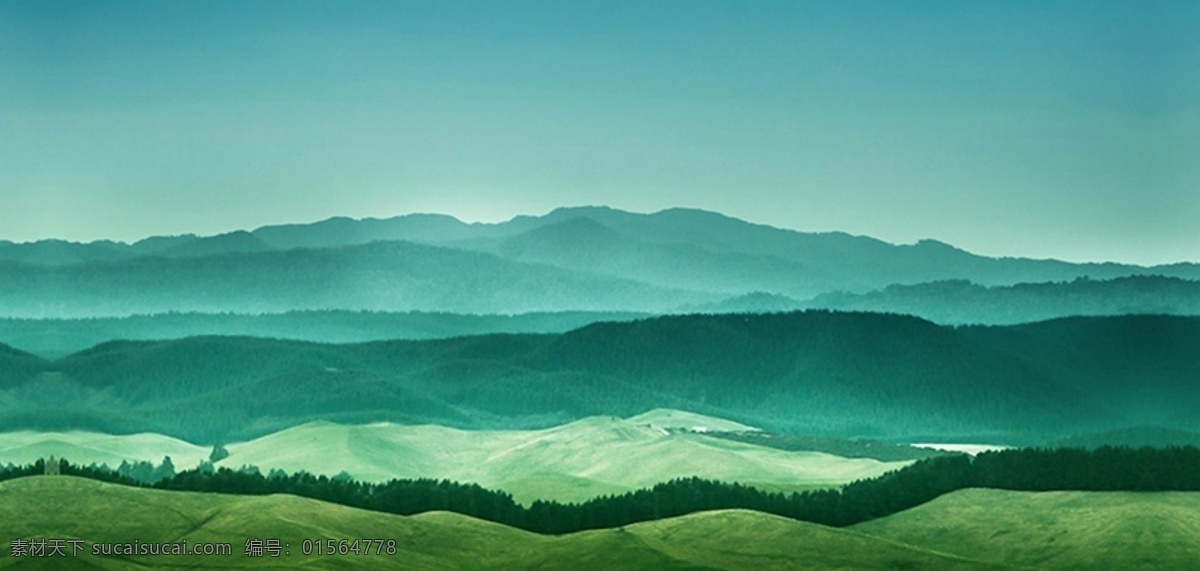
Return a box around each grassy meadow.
[0,476,1023,571]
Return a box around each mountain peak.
[546,205,619,217]
[523,215,624,239]
[160,230,273,258]
[911,238,966,252]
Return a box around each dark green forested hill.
[1,312,1197,444]
[959,315,1200,427]
[522,312,1112,436]
[0,343,43,387]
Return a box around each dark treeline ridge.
[8,446,1200,534]
[8,312,1200,443]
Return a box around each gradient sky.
[1,1,1197,264]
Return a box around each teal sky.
[1,1,1196,264]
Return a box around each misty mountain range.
[1,207,1197,320]
[809,275,1200,325]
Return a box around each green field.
[0,476,1019,571]
[219,414,908,503]
[0,430,208,469]
[853,488,1200,571]
[0,411,907,504]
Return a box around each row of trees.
[8,445,1200,535]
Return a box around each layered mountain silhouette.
[0,207,1196,319]
[0,241,716,318]
[811,275,1200,324]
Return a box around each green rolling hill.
[0,476,1021,571]
[625,408,759,433]
[0,411,914,504]
[217,415,908,503]
[852,488,1200,571]
[622,509,1021,571]
[0,344,43,386]
[0,430,207,470]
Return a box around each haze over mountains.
[0,207,1196,462]
[0,310,648,358]
[0,207,1196,322]
[810,275,1200,325]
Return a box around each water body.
[910,443,1011,456]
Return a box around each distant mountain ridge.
[0,206,1196,319]
[0,240,718,318]
[1,273,1194,355]
[811,275,1200,324]
[0,310,650,357]
[3,206,1195,281]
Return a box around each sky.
[1,0,1197,265]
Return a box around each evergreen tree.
[209,443,230,463]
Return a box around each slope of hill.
[157,230,274,258]
[613,509,1018,571]
[682,291,806,313]
[852,488,1200,570]
[0,430,208,469]
[959,315,1200,427]
[252,213,491,249]
[487,207,1200,288]
[456,216,842,299]
[0,343,44,387]
[0,476,1021,570]
[1,312,1197,443]
[524,311,1115,438]
[218,415,907,503]
[812,275,1200,325]
[708,432,947,462]
[626,409,759,433]
[0,241,715,318]
[0,310,647,357]
[0,239,135,266]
